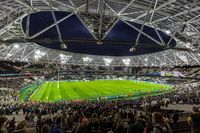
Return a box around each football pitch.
[19,80,173,102]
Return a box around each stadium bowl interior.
[0,0,200,133]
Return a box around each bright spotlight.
[60,43,67,49]
[103,58,113,66]
[14,44,19,48]
[165,30,171,34]
[187,42,190,45]
[83,57,92,62]
[97,41,103,45]
[59,54,72,64]
[34,50,46,60]
[122,58,131,66]
[129,47,136,52]
[7,53,11,57]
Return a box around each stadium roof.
[0,0,200,66]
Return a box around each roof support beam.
[186,52,199,64]
[22,47,36,61]
[40,0,58,10]
[14,0,31,9]
[134,0,176,20]
[0,11,27,37]
[20,44,27,61]
[5,45,24,60]
[29,13,74,39]
[123,20,164,46]
[98,0,104,40]
[102,19,119,40]
[75,14,98,40]
[104,0,118,15]
[167,0,197,46]
[77,0,96,10]
[163,53,176,65]
[152,6,200,24]
[149,0,158,23]
[118,0,136,15]
[26,10,30,38]
[51,0,74,9]
[187,14,200,24]
[135,0,154,46]
[48,0,63,43]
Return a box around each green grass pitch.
[19,80,172,102]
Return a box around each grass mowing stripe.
[59,82,68,100]
[30,83,47,101]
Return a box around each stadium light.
[165,30,171,34]
[14,44,19,48]
[103,58,113,66]
[83,57,92,65]
[59,54,72,64]
[122,58,131,66]
[176,52,188,63]
[129,47,136,52]
[7,53,11,57]
[160,62,166,66]
[24,58,28,61]
[83,57,92,62]
[34,50,46,60]
[59,54,64,58]
[185,42,191,48]
[35,50,46,56]
[60,43,67,49]
[144,58,148,61]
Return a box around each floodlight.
[165,30,171,34]
[7,53,11,57]
[14,44,19,48]
[60,43,67,49]
[103,58,113,66]
[83,57,92,62]
[34,50,46,60]
[97,41,103,44]
[59,54,72,64]
[122,58,131,66]
[129,47,136,52]
[187,42,191,45]
[35,50,41,55]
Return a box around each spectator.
[188,107,200,133]
[112,113,123,133]
[41,124,51,133]
[172,113,179,124]
[152,112,172,133]
[8,117,16,132]
[75,117,90,133]
[0,116,8,133]
[127,112,144,133]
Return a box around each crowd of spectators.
[0,99,178,133]
[0,77,40,91]
[0,78,23,90]
[0,89,18,101]
[0,95,199,133]
[1,61,200,80]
